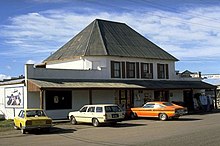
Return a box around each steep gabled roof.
[44,19,178,63]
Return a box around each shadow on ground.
[28,127,76,135]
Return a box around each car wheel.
[130,112,137,119]
[70,116,77,125]
[20,125,26,134]
[159,113,168,121]
[92,118,100,127]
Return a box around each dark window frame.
[126,62,135,78]
[111,61,121,78]
[141,63,153,79]
[157,64,169,79]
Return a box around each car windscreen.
[162,102,174,106]
[26,110,46,117]
[105,106,121,112]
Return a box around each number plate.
[33,121,45,125]
[112,114,119,118]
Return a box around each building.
[0,19,216,119]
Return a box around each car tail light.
[46,120,52,124]
[26,120,32,125]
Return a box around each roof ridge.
[84,20,96,56]
[96,19,108,55]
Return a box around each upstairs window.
[111,61,121,78]
[157,64,169,79]
[141,63,153,79]
[126,62,135,78]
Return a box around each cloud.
[1,5,220,63]
[6,66,11,70]
[0,74,11,81]
[26,60,36,64]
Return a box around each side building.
[0,19,216,119]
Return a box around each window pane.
[141,63,153,79]
[111,61,121,78]
[96,107,103,113]
[157,64,168,79]
[127,62,135,78]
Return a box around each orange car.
[130,102,187,121]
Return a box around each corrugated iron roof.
[28,79,215,90]
[0,79,25,86]
[44,19,178,63]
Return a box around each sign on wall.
[5,87,24,108]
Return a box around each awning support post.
[89,89,92,104]
[40,90,44,109]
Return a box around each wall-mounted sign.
[5,87,24,108]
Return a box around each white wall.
[92,90,115,104]
[33,56,177,80]
[46,56,107,70]
[0,83,26,119]
[72,90,90,110]
[47,58,84,70]
[26,64,110,80]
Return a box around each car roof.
[145,101,168,104]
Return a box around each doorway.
[183,90,194,111]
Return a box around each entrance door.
[183,90,194,111]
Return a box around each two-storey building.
[0,19,216,119]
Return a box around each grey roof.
[29,79,215,90]
[0,79,25,86]
[44,19,178,63]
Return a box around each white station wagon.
[68,104,125,127]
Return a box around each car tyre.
[92,118,100,127]
[20,125,26,134]
[70,116,77,125]
[159,113,168,121]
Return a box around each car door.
[140,103,155,117]
[14,110,25,128]
[84,106,95,123]
[77,106,88,122]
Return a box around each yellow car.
[14,109,52,134]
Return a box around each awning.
[27,79,216,91]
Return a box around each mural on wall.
[5,87,24,108]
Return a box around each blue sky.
[1,0,220,83]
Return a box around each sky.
[0,0,220,84]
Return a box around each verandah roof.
[28,79,216,91]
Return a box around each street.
[1,112,220,146]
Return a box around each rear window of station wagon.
[105,106,122,112]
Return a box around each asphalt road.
[1,112,220,146]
